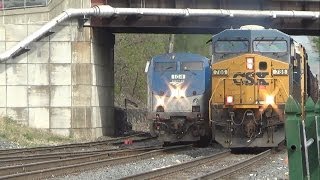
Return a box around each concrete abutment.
[0,0,115,139]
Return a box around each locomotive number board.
[272,69,288,76]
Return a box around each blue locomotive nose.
[146,52,211,144]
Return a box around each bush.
[0,116,76,147]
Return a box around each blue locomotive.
[146,53,212,144]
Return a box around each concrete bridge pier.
[0,6,116,139]
[91,29,115,137]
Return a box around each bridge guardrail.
[0,0,51,10]
[285,95,320,180]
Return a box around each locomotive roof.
[152,53,209,62]
[212,28,291,42]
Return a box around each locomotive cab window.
[181,62,203,71]
[253,40,287,53]
[214,40,249,53]
[259,62,267,70]
[154,62,177,71]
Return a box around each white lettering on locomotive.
[171,74,186,80]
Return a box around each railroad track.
[121,149,271,180]
[0,133,152,157]
[0,145,190,180]
[0,145,161,166]
[193,149,271,180]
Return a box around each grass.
[0,117,77,148]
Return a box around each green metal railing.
[0,0,51,10]
[285,95,320,180]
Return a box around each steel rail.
[0,5,319,61]
[192,149,272,180]
[0,146,161,166]
[0,133,151,156]
[0,146,163,176]
[0,145,190,180]
[120,150,231,180]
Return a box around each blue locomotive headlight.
[155,95,164,107]
[169,86,186,98]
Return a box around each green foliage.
[114,34,169,106]
[114,34,212,107]
[0,117,75,147]
[313,37,320,51]
[174,34,212,57]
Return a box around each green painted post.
[314,99,320,177]
[305,97,319,180]
[285,95,306,180]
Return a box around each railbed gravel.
[57,145,289,180]
[0,137,24,150]
[226,149,289,180]
[58,146,224,180]
[156,153,253,180]
[0,137,289,179]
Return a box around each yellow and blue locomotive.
[210,25,319,148]
[146,53,211,144]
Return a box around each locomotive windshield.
[253,40,287,52]
[154,62,177,71]
[214,40,249,53]
[181,62,203,71]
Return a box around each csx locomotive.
[146,53,211,144]
[210,25,319,148]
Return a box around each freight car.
[146,53,211,145]
[209,25,319,148]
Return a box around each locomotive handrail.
[209,78,225,122]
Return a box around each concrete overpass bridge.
[0,0,319,139]
[94,0,320,35]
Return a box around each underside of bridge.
[91,0,320,35]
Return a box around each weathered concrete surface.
[91,29,115,136]
[0,0,115,139]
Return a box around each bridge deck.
[90,0,320,35]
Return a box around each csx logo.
[233,72,269,86]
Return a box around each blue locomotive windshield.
[215,40,249,53]
[148,53,211,97]
[181,62,203,71]
[154,62,177,71]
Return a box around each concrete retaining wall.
[0,0,115,139]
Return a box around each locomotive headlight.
[226,96,234,105]
[155,96,164,106]
[246,57,254,70]
[171,88,178,98]
[170,86,186,98]
[265,95,274,105]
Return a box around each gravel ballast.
[59,147,223,180]
[59,146,289,180]
[0,137,23,150]
[0,137,289,179]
